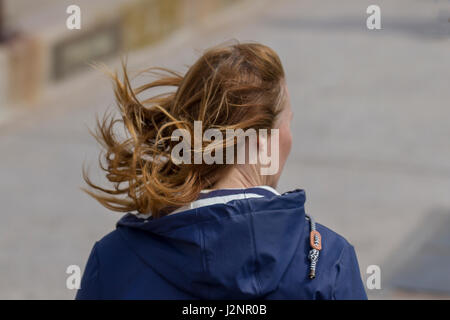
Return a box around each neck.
[212,164,275,190]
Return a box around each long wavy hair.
[83,41,287,218]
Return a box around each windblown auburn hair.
[83,41,287,218]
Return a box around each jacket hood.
[116,187,307,299]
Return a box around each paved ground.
[0,0,449,299]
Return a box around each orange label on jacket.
[310,230,322,251]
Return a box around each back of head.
[83,41,287,218]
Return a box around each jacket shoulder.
[95,228,127,253]
[312,221,367,299]
[76,228,141,299]
[315,222,353,253]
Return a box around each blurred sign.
[0,46,7,108]
[52,21,121,80]
[7,36,43,104]
[121,0,181,50]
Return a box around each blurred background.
[0,0,449,299]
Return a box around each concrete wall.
[1,0,245,107]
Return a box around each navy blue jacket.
[76,187,367,299]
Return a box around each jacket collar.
[135,185,280,219]
[170,185,280,215]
